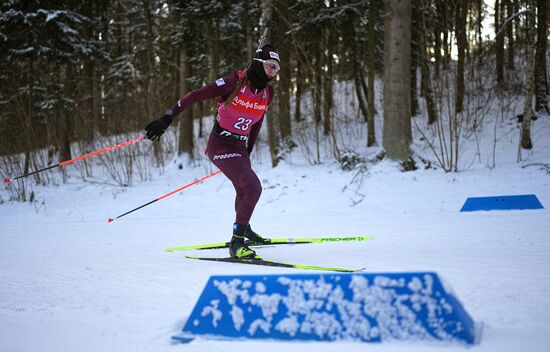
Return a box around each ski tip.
[107,218,113,223]
[3,177,10,184]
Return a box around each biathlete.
[144,45,281,259]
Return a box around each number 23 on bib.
[216,82,270,135]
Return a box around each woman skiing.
[144,45,280,259]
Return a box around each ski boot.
[243,224,271,245]
[229,236,257,258]
[229,223,257,258]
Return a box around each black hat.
[246,44,280,89]
[255,44,280,64]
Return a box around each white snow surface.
[1,114,550,352]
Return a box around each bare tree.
[383,0,412,161]
[519,9,537,155]
[418,0,438,125]
[455,0,468,113]
[259,0,279,167]
[206,16,220,118]
[293,47,304,122]
[534,0,548,113]
[505,0,515,70]
[366,0,377,147]
[276,0,292,142]
[495,0,505,88]
[178,44,194,158]
[143,0,163,166]
[410,0,419,117]
[323,0,335,137]
[519,46,535,153]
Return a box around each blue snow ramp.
[173,272,479,346]
[460,194,544,212]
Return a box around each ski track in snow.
[1,118,550,351]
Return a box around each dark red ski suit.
[169,71,273,225]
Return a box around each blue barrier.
[460,194,544,212]
[173,272,479,345]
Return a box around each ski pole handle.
[4,136,146,184]
[108,170,222,222]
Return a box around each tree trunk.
[83,1,96,147]
[477,0,483,64]
[323,8,334,137]
[419,0,438,124]
[455,0,467,113]
[23,55,35,176]
[366,0,377,147]
[61,64,74,163]
[520,44,535,151]
[206,17,220,117]
[144,0,163,166]
[534,0,549,113]
[294,52,303,122]
[410,0,419,117]
[442,1,450,70]
[355,70,369,123]
[259,0,279,167]
[313,48,322,163]
[513,0,520,48]
[506,0,515,70]
[178,45,194,157]
[383,0,412,160]
[276,0,292,142]
[84,61,96,145]
[313,48,322,126]
[434,0,442,78]
[243,0,253,59]
[520,9,537,153]
[495,0,504,88]
[198,102,204,138]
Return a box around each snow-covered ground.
[1,112,549,352]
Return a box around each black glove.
[145,114,172,141]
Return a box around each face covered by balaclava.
[246,44,280,90]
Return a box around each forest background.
[0,0,548,202]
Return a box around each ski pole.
[108,170,222,223]
[3,136,145,184]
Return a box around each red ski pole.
[108,170,222,223]
[3,136,145,184]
